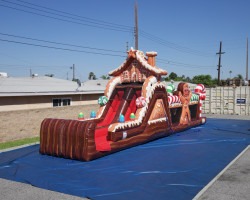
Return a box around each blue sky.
[0,0,249,81]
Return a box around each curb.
[193,145,250,199]
[0,142,40,153]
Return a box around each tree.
[192,74,216,87]
[88,72,97,80]
[185,76,191,82]
[174,76,184,81]
[45,74,54,77]
[236,74,243,79]
[165,73,191,82]
[72,78,81,87]
[168,72,178,80]
[100,75,110,80]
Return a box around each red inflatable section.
[95,90,124,151]
[95,88,141,151]
[124,89,141,121]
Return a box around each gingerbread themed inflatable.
[40,49,206,161]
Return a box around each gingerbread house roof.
[109,49,168,77]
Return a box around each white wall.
[202,86,250,115]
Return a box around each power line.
[140,30,213,57]
[0,36,214,70]
[0,38,126,57]
[0,1,133,33]
[0,63,70,69]
[157,58,215,69]
[0,0,218,72]
[0,32,214,69]
[0,32,125,53]
[16,0,132,30]
[0,0,214,57]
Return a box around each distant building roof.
[0,76,108,97]
[0,76,198,97]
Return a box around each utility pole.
[134,1,138,50]
[216,41,225,85]
[70,64,75,81]
[246,37,248,81]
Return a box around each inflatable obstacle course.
[40,49,206,161]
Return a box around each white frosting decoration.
[136,51,167,74]
[96,76,122,118]
[146,51,157,56]
[108,50,167,76]
[168,100,199,108]
[108,57,129,75]
[109,79,167,132]
[148,117,166,125]
[104,76,122,99]
[142,76,157,99]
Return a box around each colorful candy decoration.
[78,112,84,120]
[167,95,181,105]
[167,96,173,104]
[190,93,199,102]
[194,84,206,100]
[167,83,175,95]
[194,84,206,118]
[136,96,146,108]
[90,111,96,118]
[98,96,108,106]
[118,114,125,122]
[130,113,135,120]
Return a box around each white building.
[0,76,108,111]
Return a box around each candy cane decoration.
[136,96,147,108]
[168,95,180,105]
[168,96,173,105]
[195,84,206,118]
[194,84,206,100]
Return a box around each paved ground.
[0,178,89,200]
[1,114,250,200]
[194,145,250,200]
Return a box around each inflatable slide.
[40,49,206,161]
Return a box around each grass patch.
[0,137,40,150]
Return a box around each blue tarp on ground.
[0,118,250,200]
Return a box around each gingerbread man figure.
[178,82,192,125]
